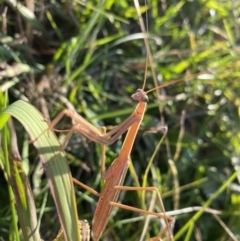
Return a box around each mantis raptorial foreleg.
[47,106,141,177]
[48,108,140,148]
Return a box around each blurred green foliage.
[1,0,240,240]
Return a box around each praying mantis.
[45,0,196,240]
[47,73,198,241]
[49,78,185,241]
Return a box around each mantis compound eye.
[143,95,149,102]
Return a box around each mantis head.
[131,89,149,103]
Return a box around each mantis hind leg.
[110,186,174,241]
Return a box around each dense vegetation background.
[1,0,240,240]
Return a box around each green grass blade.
[9,158,41,241]
[0,100,81,241]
